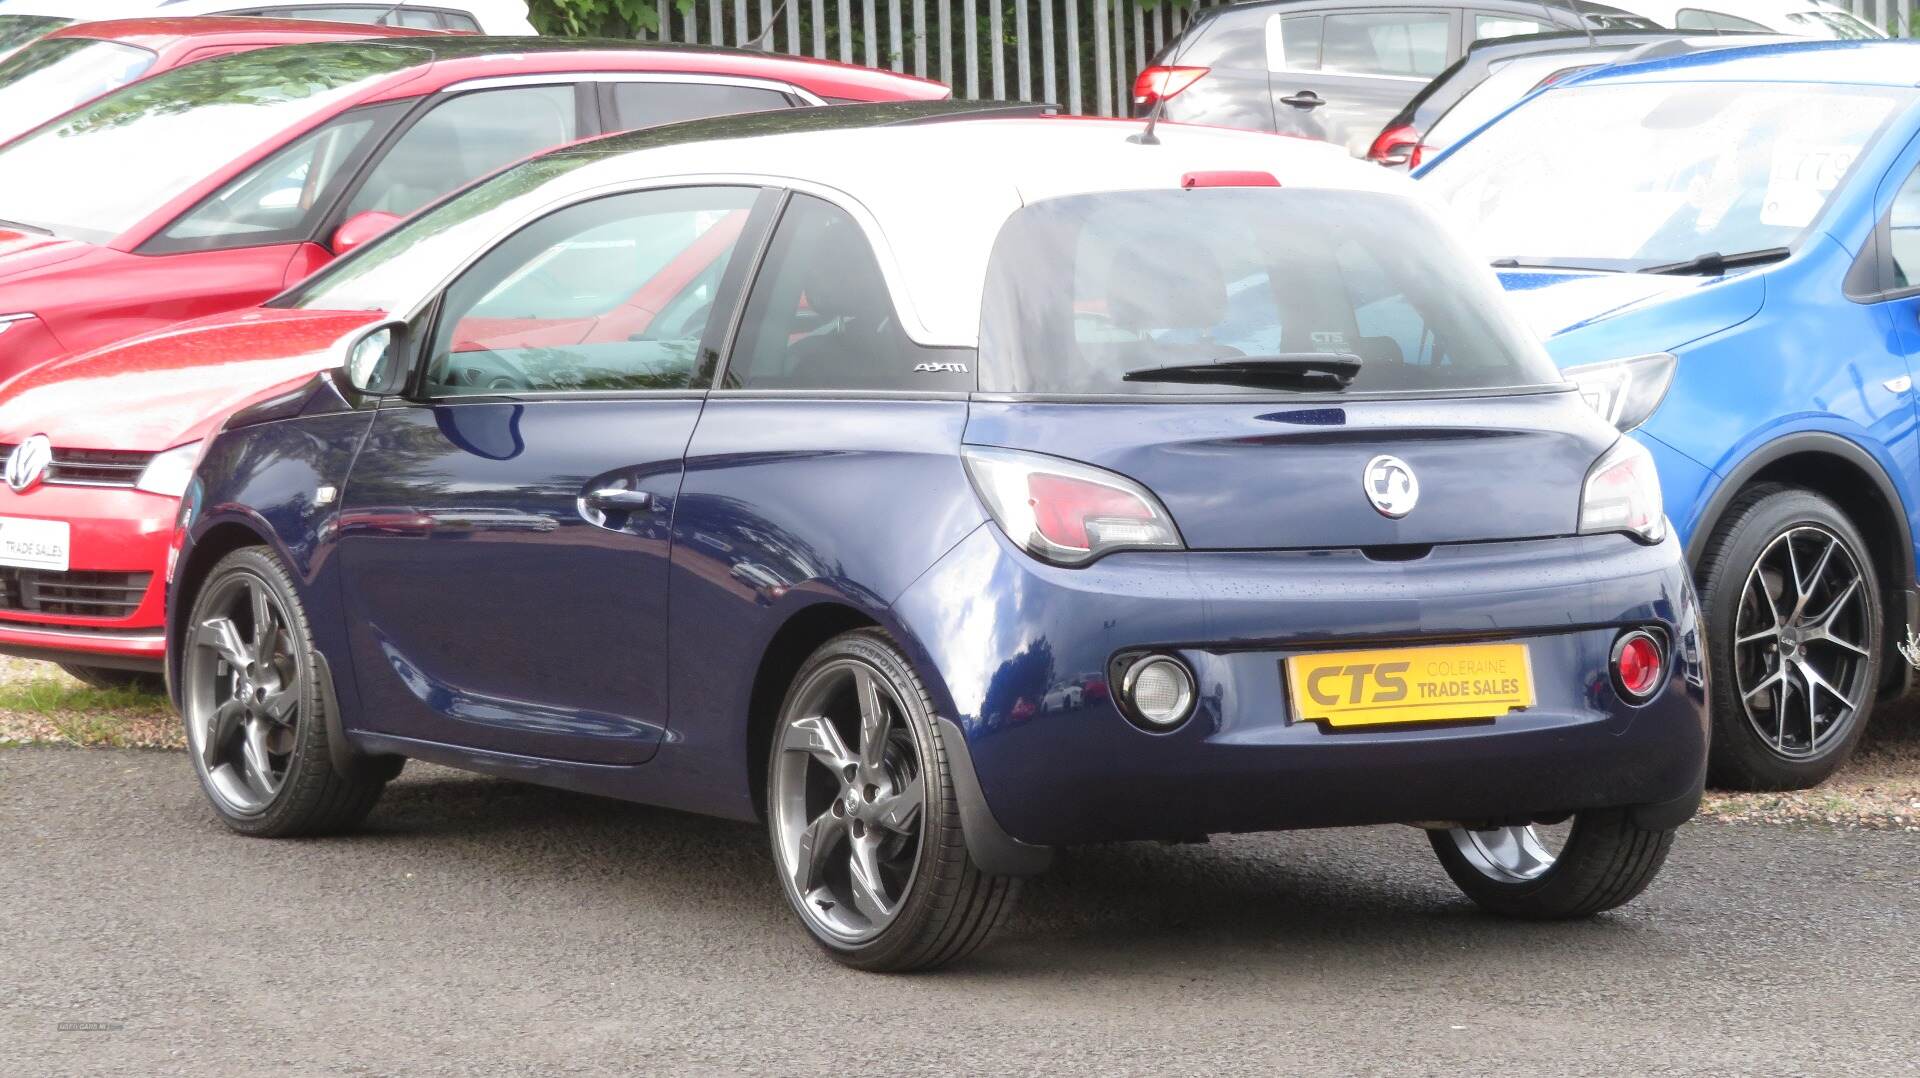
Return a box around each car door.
[335,184,776,764]
[1270,6,1459,156]
[1861,151,1920,458]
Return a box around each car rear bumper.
[892,525,1708,851]
[0,484,172,670]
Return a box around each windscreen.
[0,38,156,147]
[0,42,423,244]
[1425,81,1907,270]
[978,188,1560,397]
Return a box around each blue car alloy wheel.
[165,108,1710,969]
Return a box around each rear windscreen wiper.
[1122,353,1362,389]
[0,218,50,237]
[1640,247,1790,276]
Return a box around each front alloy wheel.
[184,567,302,815]
[182,547,394,836]
[767,630,1019,970]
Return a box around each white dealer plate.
[0,516,69,572]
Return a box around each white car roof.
[0,0,536,34]
[316,112,1451,348]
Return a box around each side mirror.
[330,210,402,257]
[342,321,410,396]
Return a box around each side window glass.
[1473,13,1550,41]
[1887,167,1920,291]
[1322,12,1451,78]
[345,85,578,221]
[610,82,794,130]
[278,7,385,23]
[392,9,445,28]
[442,13,481,30]
[426,187,759,396]
[726,195,960,391]
[1266,14,1322,70]
[152,108,388,252]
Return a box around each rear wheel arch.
[1688,433,1915,698]
[744,602,881,821]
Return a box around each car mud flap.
[314,652,401,781]
[934,716,1055,876]
[1629,773,1706,832]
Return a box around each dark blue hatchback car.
[166,104,1708,969]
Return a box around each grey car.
[1134,0,1656,156]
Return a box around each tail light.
[1408,142,1429,170]
[963,446,1184,566]
[1367,123,1421,167]
[1611,629,1667,702]
[1133,66,1209,110]
[1562,352,1677,432]
[1579,437,1665,544]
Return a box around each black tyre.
[1696,484,1881,790]
[59,664,164,693]
[1429,810,1675,918]
[180,547,395,837]
[766,629,1020,971]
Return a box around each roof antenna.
[1130,3,1204,145]
[1543,0,1597,47]
[745,1,790,51]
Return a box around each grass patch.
[0,666,179,750]
[0,677,164,717]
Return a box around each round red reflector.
[1615,633,1663,700]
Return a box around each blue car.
[1423,39,1920,792]
[166,104,1706,969]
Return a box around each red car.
[0,36,948,384]
[0,45,945,685]
[0,17,452,150]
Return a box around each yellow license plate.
[1285,643,1535,728]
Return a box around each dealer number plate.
[0,516,70,572]
[1285,643,1534,728]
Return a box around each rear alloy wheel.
[182,547,394,837]
[767,629,1019,971]
[1697,485,1881,790]
[1430,810,1675,918]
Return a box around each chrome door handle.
[584,488,653,512]
[1280,91,1325,109]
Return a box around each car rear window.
[976,187,1561,397]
